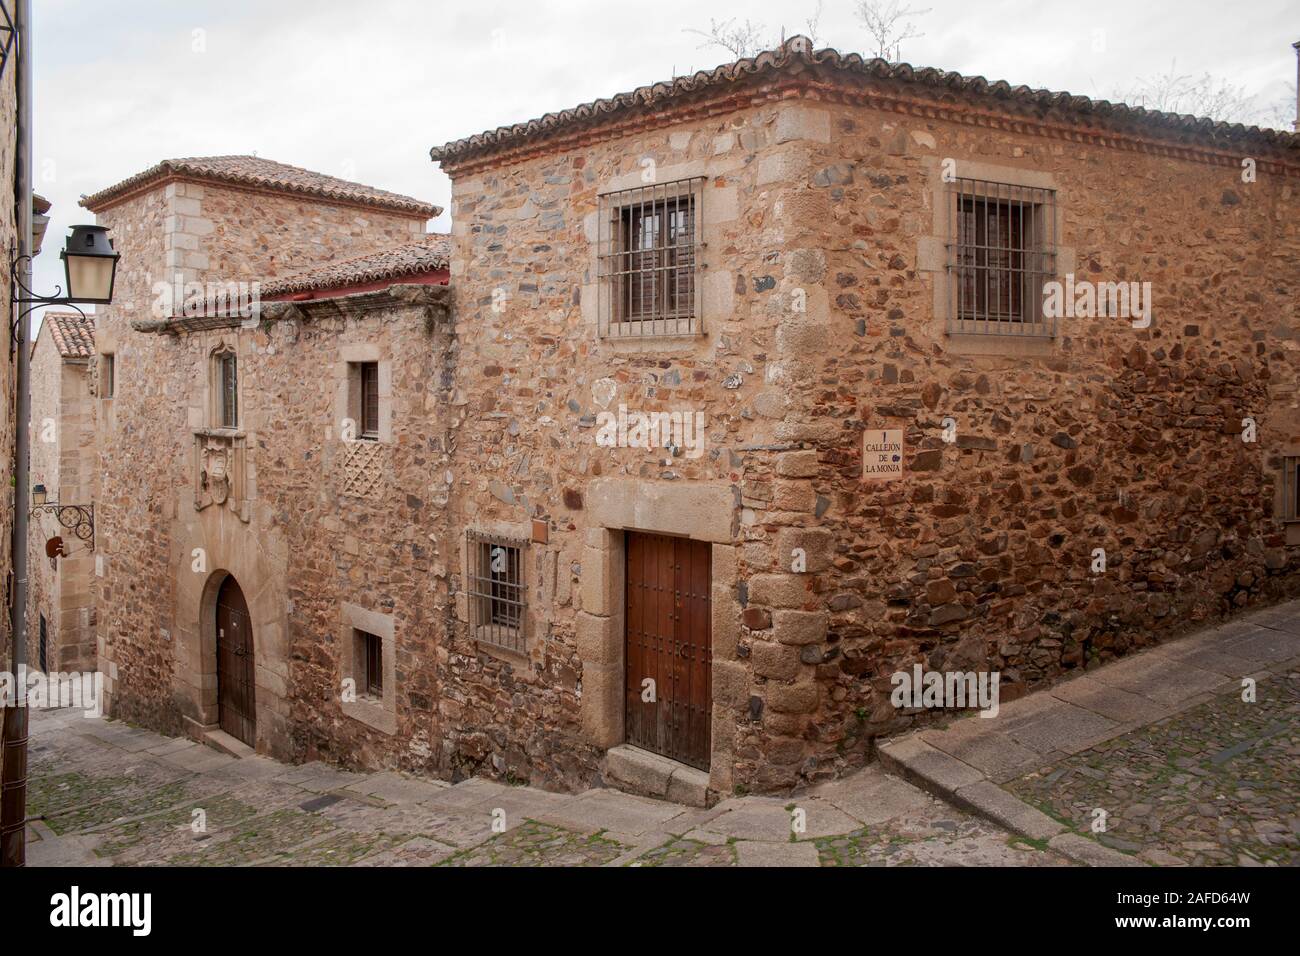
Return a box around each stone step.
[602,744,713,808]
[200,727,255,759]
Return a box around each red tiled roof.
[261,235,451,298]
[82,155,441,218]
[431,36,1299,167]
[43,311,95,359]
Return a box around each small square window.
[339,604,395,734]
[467,531,527,653]
[597,178,703,337]
[356,629,383,698]
[947,179,1056,337]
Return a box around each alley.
[24,600,1300,867]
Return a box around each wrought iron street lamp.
[29,484,95,551]
[59,224,119,304]
[10,223,120,328]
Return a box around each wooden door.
[624,532,711,769]
[215,575,256,746]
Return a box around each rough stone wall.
[51,355,96,673]
[90,186,178,731]
[754,100,1300,789]
[163,182,426,282]
[137,302,452,767]
[0,45,18,662]
[89,181,432,740]
[441,92,1300,793]
[26,328,60,669]
[27,335,97,674]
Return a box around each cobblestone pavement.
[23,707,1070,867]
[881,599,1300,867]
[1006,669,1300,867]
[24,601,1298,868]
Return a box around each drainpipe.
[1,0,33,868]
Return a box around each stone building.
[86,40,1300,802]
[3,47,57,672]
[427,37,1300,796]
[81,156,444,758]
[27,311,97,673]
[1,35,18,663]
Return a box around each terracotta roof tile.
[260,235,451,298]
[82,155,440,217]
[431,36,1298,167]
[43,311,95,359]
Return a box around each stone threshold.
[199,726,255,759]
[877,598,1300,868]
[602,745,714,808]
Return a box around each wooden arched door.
[215,575,256,746]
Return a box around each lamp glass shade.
[32,484,47,506]
[61,225,120,304]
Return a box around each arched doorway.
[215,574,256,746]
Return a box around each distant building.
[81,155,443,758]
[27,311,97,673]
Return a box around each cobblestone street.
[883,599,1300,867]
[1006,670,1300,866]
[23,705,1071,867]
[23,599,1300,868]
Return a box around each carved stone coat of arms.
[194,430,248,519]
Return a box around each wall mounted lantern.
[10,224,120,336]
[29,483,95,551]
[59,224,120,304]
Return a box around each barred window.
[597,178,703,337]
[1284,456,1300,522]
[467,531,527,653]
[947,179,1056,337]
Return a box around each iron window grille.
[597,177,704,338]
[357,629,383,698]
[1284,456,1300,522]
[218,352,238,428]
[466,530,527,653]
[946,178,1057,337]
[38,614,47,673]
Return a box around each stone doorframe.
[170,516,291,758]
[576,477,745,795]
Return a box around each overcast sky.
[27,0,1298,327]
